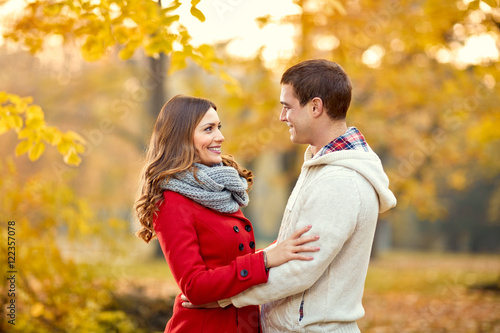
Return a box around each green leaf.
[28,141,45,161]
[15,140,31,156]
[190,6,206,22]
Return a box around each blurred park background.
[1,0,499,332]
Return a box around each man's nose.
[279,108,287,122]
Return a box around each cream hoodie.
[228,145,397,333]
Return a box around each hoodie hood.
[303,145,397,213]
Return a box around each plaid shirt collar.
[314,126,369,158]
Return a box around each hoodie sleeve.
[229,172,365,307]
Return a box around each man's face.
[279,84,312,144]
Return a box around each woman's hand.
[265,225,320,268]
[181,294,220,309]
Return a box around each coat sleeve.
[154,192,268,305]
[229,175,361,308]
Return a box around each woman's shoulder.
[162,190,194,206]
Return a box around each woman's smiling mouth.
[208,146,221,154]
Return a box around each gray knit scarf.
[161,163,249,213]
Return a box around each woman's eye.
[218,124,222,130]
[204,127,212,132]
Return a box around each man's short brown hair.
[281,59,352,120]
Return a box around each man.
[186,59,397,332]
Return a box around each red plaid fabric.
[315,127,369,158]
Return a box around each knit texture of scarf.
[161,163,249,213]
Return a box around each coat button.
[239,243,244,251]
[245,225,252,232]
[240,269,248,277]
[249,241,255,249]
[233,226,239,233]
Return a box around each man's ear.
[311,97,324,118]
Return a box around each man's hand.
[181,294,221,309]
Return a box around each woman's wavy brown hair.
[135,95,253,243]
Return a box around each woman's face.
[193,108,225,166]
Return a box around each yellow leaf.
[64,150,82,166]
[0,119,8,134]
[81,36,106,62]
[169,51,187,74]
[74,143,86,153]
[113,25,130,44]
[0,91,8,103]
[6,115,23,129]
[27,105,44,118]
[26,117,44,129]
[447,171,468,191]
[162,0,182,13]
[28,141,45,161]
[161,14,180,26]
[40,127,62,145]
[190,6,205,22]
[18,128,31,139]
[57,141,71,155]
[15,140,31,156]
[65,130,86,143]
[118,41,140,60]
[31,302,44,318]
[330,0,346,15]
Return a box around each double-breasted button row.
[233,225,252,233]
[238,242,256,251]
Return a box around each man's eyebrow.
[280,101,291,106]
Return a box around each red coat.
[154,191,268,333]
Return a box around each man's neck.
[309,121,348,156]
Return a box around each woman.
[135,95,319,333]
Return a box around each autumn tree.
[0,1,232,331]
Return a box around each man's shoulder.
[301,164,370,196]
[306,163,358,179]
